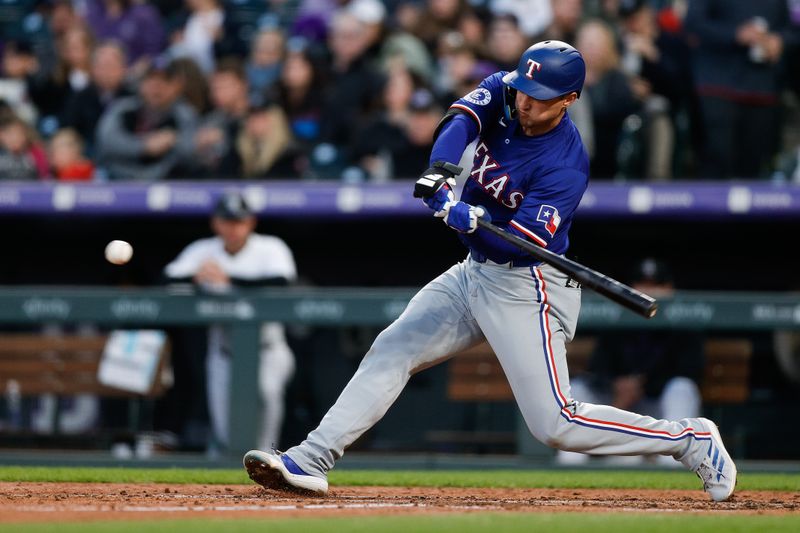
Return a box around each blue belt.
[469,250,581,288]
[469,250,537,268]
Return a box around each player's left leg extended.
[471,262,736,501]
[245,261,485,494]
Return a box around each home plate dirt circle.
[1,483,798,523]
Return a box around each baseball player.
[165,192,297,453]
[244,41,737,501]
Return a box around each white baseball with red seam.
[105,240,133,265]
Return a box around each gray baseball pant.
[287,257,701,477]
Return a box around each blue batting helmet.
[502,40,586,100]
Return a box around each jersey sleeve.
[260,238,297,281]
[448,72,506,135]
[506,167,587,249]
[163,240,209,279]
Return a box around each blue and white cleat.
[243,449,328,495]
[684,418,738,502]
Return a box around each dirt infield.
[1,482,798,523]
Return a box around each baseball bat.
[476,218,658,318]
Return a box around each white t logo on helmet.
[525,59,542,79]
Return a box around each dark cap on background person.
[144,56,179,79]
[618,0,647,18]
[213,192,254,220]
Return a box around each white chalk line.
[2,502,466,514]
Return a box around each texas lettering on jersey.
[469,141,524,209]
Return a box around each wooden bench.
[447,336,752,404]
[0,333,170,398]
[0,333,171,439]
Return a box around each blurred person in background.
[490,0,553,38]
[193,58,250,177]
[236,102,296,178]
[318,10,383,155]
[272,39,326,170]
[347,0,388,66]
[486,13,531,71]
[433,32,480,102]
[168,0,224,74]
[48,127,95,180]
[169,56,211,115]
[27,25,94,135]
[246,27,286,103]
[454,8,490,58]
[95,59,197,180]
[0,0,80,78]
[350,64,422,179]
[617,0,694,180]
[413,0,468,52]
[576,19,641,178]
[0,113,48,180]
[557,258,704,466]
[81,0,166,71]
[164,192,297,454]
[538,0,584,44]
[685,0,800,179]
[0,41,39,125]
[212,1,287,58]
[61,41,132,154]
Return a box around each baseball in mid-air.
[105,240,133,265]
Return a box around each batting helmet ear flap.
[503,86,517,121]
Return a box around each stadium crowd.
[1,0,799,182]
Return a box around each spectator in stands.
[454,8,490,59]
[164,192,297,453]
[0,113,48,180]
[413,0,468,52]
[538,0,584,44]
[685,0,800,179]
[168,0,224,74]
[246,28,286,103]
[351,64,420,180]
[27,25,94,135]
[557,258,705,465]
[491,0,553,38]
[61,41,131,154]
[170,57,211,115]
[486,13,530,71]
[433,33,480,102]
[617,0,694,180]
[236,102,296,178]
[82,0,166,69]
[95,59,197,181]
[0,41,39,125]
[273,39,326,168]
[48,128,95,180]
[347,0,388,65]
[319,11,383,150]
[0,0,79,80]
[193,58,251,177]
[576,19,641,179]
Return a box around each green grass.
[0,466,798,491]
[3,514,800,533]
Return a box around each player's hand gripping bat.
[475,217,658,318]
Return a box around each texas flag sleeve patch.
[536,205,561,237]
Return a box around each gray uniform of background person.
[285,259,704,478]
[164,208,297,452]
